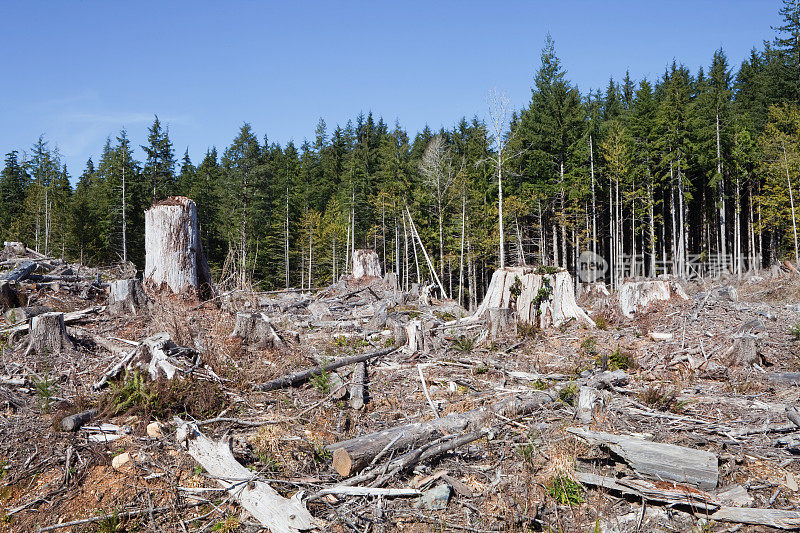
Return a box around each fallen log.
[253,346,398,392]
[1,306,104,335]
[575,472,719,512]
[327,391,553,477]
[567,427,718,490]
[175,418,319,533]
[1,260,36,282]
[60,409,97,432]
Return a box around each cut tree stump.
[144,196,216,299]
[25,312,72,356]
[567,427,718,489]
[351,249,381,279]
[231,312,288,351]
[488,307,514,339]
[108,279,150,316]
[724,334,762,366]
[175,419,320,533]
[618,278,689,318]
[0,282,20,312]
[473,267,593,329]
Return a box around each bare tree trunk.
[590,135,597,258]
[783,142,799,261]
[717,112,728,273]
[458,192,466,306]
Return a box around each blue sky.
[0,1,780,179]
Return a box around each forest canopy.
[2,1,800,309]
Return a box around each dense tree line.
[3,2,800,307]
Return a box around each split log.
[618,279,688,318]
[253,346,398,392]
[473,267,593,329]
[1,260,36,282]
[175,419,319,533]
[567,427,718,490]
[349,362,367,410]
[60,409,97,432]
[25,312,72,356]
[231,312,290,351]
[575,472,719,512]
[108,279,149,316]
[327,391,553,477]
[351,249,381,279]
[144,196,216,300]
[488,307,514,339]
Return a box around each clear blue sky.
[0,1,780,179]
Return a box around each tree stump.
[352,249,381,279]
[108,279,150,316]
[724,335,762,366]
[474,267,594,329]
[25,312,71,356]
[144,196,216,299]
[488,307,514,339]
[404,319,424,354]
[618,279,688,318]
[0,281,20,312]
[231,312,288,351]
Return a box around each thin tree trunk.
[717,111,728,273]
[590,135,597,258]
[783,142,799,261]
[458,192,466,307]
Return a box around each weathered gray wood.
[788,406,800,429]
[488,307,514,339]
[575,472,719,512]
[351,249,381,278]
[60,409,97,432]
[253,346,398,392]
[232,312,287,351]
[108,279,149,316]
[349,362,367,410]
[2,306,104,335]
[1,260,36,282]
[709,507,800,529]
[567,427,718,490]
[144,197,216,300]
[4,306,51,323]
[327,391,553,477]
[25,312,72,356]
[175,419,319,533]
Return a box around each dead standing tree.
[144,197,216,300]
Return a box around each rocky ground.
[2,246,800,532]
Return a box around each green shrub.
[547,475,584,505]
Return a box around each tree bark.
[144,196,216,299]
[25,312,71,356]
[108,279,149,316]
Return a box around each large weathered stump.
[488,307,514,339]
[108,279,150,316]
[231,312,289,351]
[474,267,594,329]
[618,279,688,318]
[25,312,71,356]
[144,197,216,299]
[352,249,381,279]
